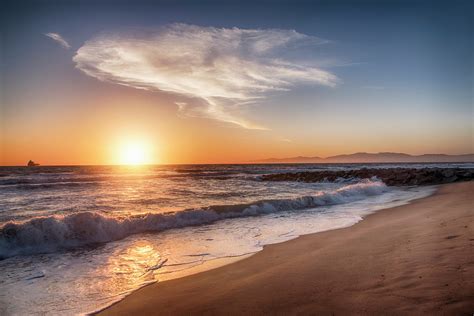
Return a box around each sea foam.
[0,178,387,259]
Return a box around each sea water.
[1,163,468,315]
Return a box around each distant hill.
[254,152,474,164]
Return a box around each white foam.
[0,184,435,316]
[0,179,387,259]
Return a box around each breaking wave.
[0,179,387,259]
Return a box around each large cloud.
[74,24,339,129]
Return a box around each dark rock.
[260,167,474,186]
[442,169,455,178]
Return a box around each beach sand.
[99,181,474,315]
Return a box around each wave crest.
[0,179,387,259]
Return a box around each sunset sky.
[1,0,472,165]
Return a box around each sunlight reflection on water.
[0,164,441,315]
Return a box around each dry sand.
[99,181,474,315]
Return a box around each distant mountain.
[254,152,474,164]
[257,156,325,163]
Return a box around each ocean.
[0,163,469,315]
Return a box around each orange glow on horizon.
[1,89,472,166]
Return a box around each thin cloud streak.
[45,32,71,49]
[73,24,339,129]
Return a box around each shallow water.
[0,163,461,315]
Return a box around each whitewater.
[0,164,441,315]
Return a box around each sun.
[118,141,151,165]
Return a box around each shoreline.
[91,189,425,315]
[99,181,474,315]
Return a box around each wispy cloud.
[44,32,71,49]
[73,24,339,129]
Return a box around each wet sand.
[99,181,474,315]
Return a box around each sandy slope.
[100,181,474,315]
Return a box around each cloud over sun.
[74,24,339,129]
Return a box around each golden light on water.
[104,240,162,292]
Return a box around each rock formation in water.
[261,168,474,186]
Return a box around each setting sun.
[118,141,152,165]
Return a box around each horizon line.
[3,152,473,167]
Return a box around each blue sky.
[1,0,473,164]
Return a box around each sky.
[1,0,473,165]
